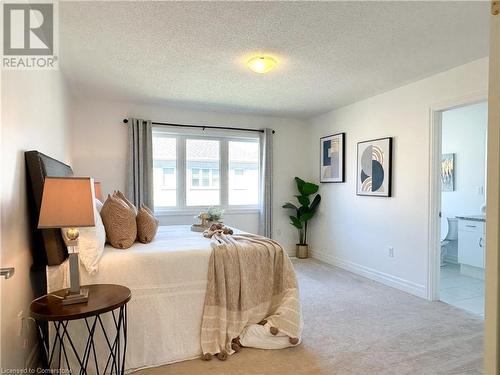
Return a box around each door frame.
[427,90,488,301]
[485,6,500,372]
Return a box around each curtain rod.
[122,119,275,134]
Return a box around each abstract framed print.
[320,133,345,183]
[356,137,393,197]
[441,153,455,192]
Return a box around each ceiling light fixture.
[246,56,278,74]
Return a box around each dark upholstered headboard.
[25,151,74,267]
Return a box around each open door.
[485,2,500,373]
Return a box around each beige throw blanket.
[201,233,302,356]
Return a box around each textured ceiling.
[60,1,490,118]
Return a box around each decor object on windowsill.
[192,207,225,232]
[207,206,224,223]
[282,177,321,259]
[192,211,210,232]
[356,137,393,197]
[38,177,96,305]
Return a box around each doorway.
[427,91,488,316]
[438,101,488,316]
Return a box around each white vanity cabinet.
[457,219,485,269]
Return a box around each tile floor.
[440,263,484,317]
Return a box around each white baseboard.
[444,255,458,264]
[310,249,427,299]
[460,264,485,280]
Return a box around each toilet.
[441,217,458,266]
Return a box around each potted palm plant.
[282,177,321,259]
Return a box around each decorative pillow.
[136,204,159,243]
[100,194,137,249]
[142,204,154,216]
[73,198,106,275]
[114,190,138,215]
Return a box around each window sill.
[155,207,260,216]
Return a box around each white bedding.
[47,225,225,372]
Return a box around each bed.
[26,151,219,370]
[25,150,301,373]
[47,225,221,371]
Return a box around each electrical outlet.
[388,247,394,258]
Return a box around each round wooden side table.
[30,284,131,375]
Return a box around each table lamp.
[38,177,95,305]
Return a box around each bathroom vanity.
[456,215,486,279]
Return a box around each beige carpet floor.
[136,259,483,375]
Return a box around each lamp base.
[62,287,89,305]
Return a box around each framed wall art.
[356,137,393,197]
[320,133,345,183]
[441,153,455,192]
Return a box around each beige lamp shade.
[94,181,103,201]
[38,177,95,229]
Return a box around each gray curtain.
[126,118,154,209]
[259,128,273,237]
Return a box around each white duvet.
[47,225,217,372]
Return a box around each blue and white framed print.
[320,133,345,183]
[356,137,393,197]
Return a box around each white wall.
[69,98,312,254]
[307,58,489,298]
[442,101,488,219]
[1,70,72,368]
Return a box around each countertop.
[456,215,486,222]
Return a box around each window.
[190,168,219,188]
[153,136,176,207]
[162,168,175,188]
[191,168,200,187]
[229,141,259,205]
[186,139,220,206]
[153,130,260,210]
